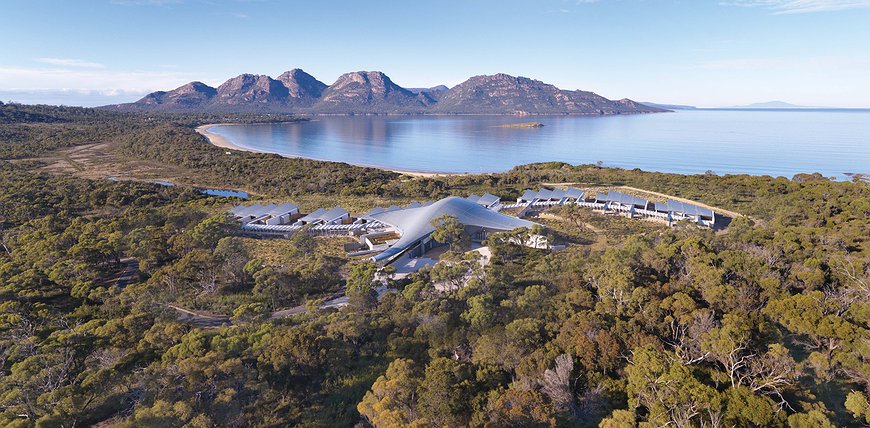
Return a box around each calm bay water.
[207,110,870,179]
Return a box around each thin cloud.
[0,88,154,107]
[686,56,870,74]
[0,66,206,93]
[2,88,147,97]
[547,0,599,13]
[721,0,870,14]
[35,58,105,68]
[110,0,182,6]
[689,58,784,70]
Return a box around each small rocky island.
[498,122,544,128]
[497,122,545,128]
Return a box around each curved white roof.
[369,196,537,262]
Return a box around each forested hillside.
[0,103,868,427]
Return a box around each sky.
[1,0,869,107]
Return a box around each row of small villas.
[509,187,717,227]
[228,187,718,271]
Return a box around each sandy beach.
[195,123,468,178]
[195,124,264,153]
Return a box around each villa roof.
[520,189,538,201]
[267,202,298,216]
[230,202,297,219]
[325,207,349,220]
[478,193,501,206]
[303,207,349,223]
[535,188,554,200]
[597,190,648,207]
[298,208,326,222]
[660,199,715,218]
[519,187,585,203]
[565,187,584,199]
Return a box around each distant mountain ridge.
[406,85,449,94]
[641,102,697,110]
[315,71,435,114]
[728,101,816,109]
[105,69,666,115]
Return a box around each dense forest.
[0,103,868,427]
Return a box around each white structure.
[466,193,502,210]
[368,196,538,264]
[229,202,366,237]
[361,202,433,223]
[516,187,585,206]
[296,207,350,226]
[230,202,299,225]
[594,190,651,211]
[654,199,716,227]
[511,187,717,228]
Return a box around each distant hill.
[406,85,449,94]
[315,71,434,114]
[641,102,697,110]
[104,69,666,115]
[431,74,661,115]
[275,69,328,104]
[134,81,217,111]
[729,101,815,109]
[213,74,290,109]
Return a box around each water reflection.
[208,111,870,179]
[200,189,250,199]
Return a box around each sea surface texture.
[207,110,870,179]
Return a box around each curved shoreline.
[195,124,262,153]
[194,123,468,178]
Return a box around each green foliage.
[358,358,424,428]
[430,214,470,251]
[347,262,378,296]
[845,391,870,424]
[787,410,837,428]
[1,104,869,426]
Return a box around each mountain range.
[105,69,666,115]
[728,101,817,109]
[641,102,697,110]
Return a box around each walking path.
[166,304,230,328]
[115,257,139,288]
[167,285,395,327]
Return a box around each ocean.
[206,109,870,179]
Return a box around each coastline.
[195,124,260,152]
[194,123,469,178]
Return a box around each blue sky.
[1,0,869,107]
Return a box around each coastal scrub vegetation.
[0,103,868,426]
